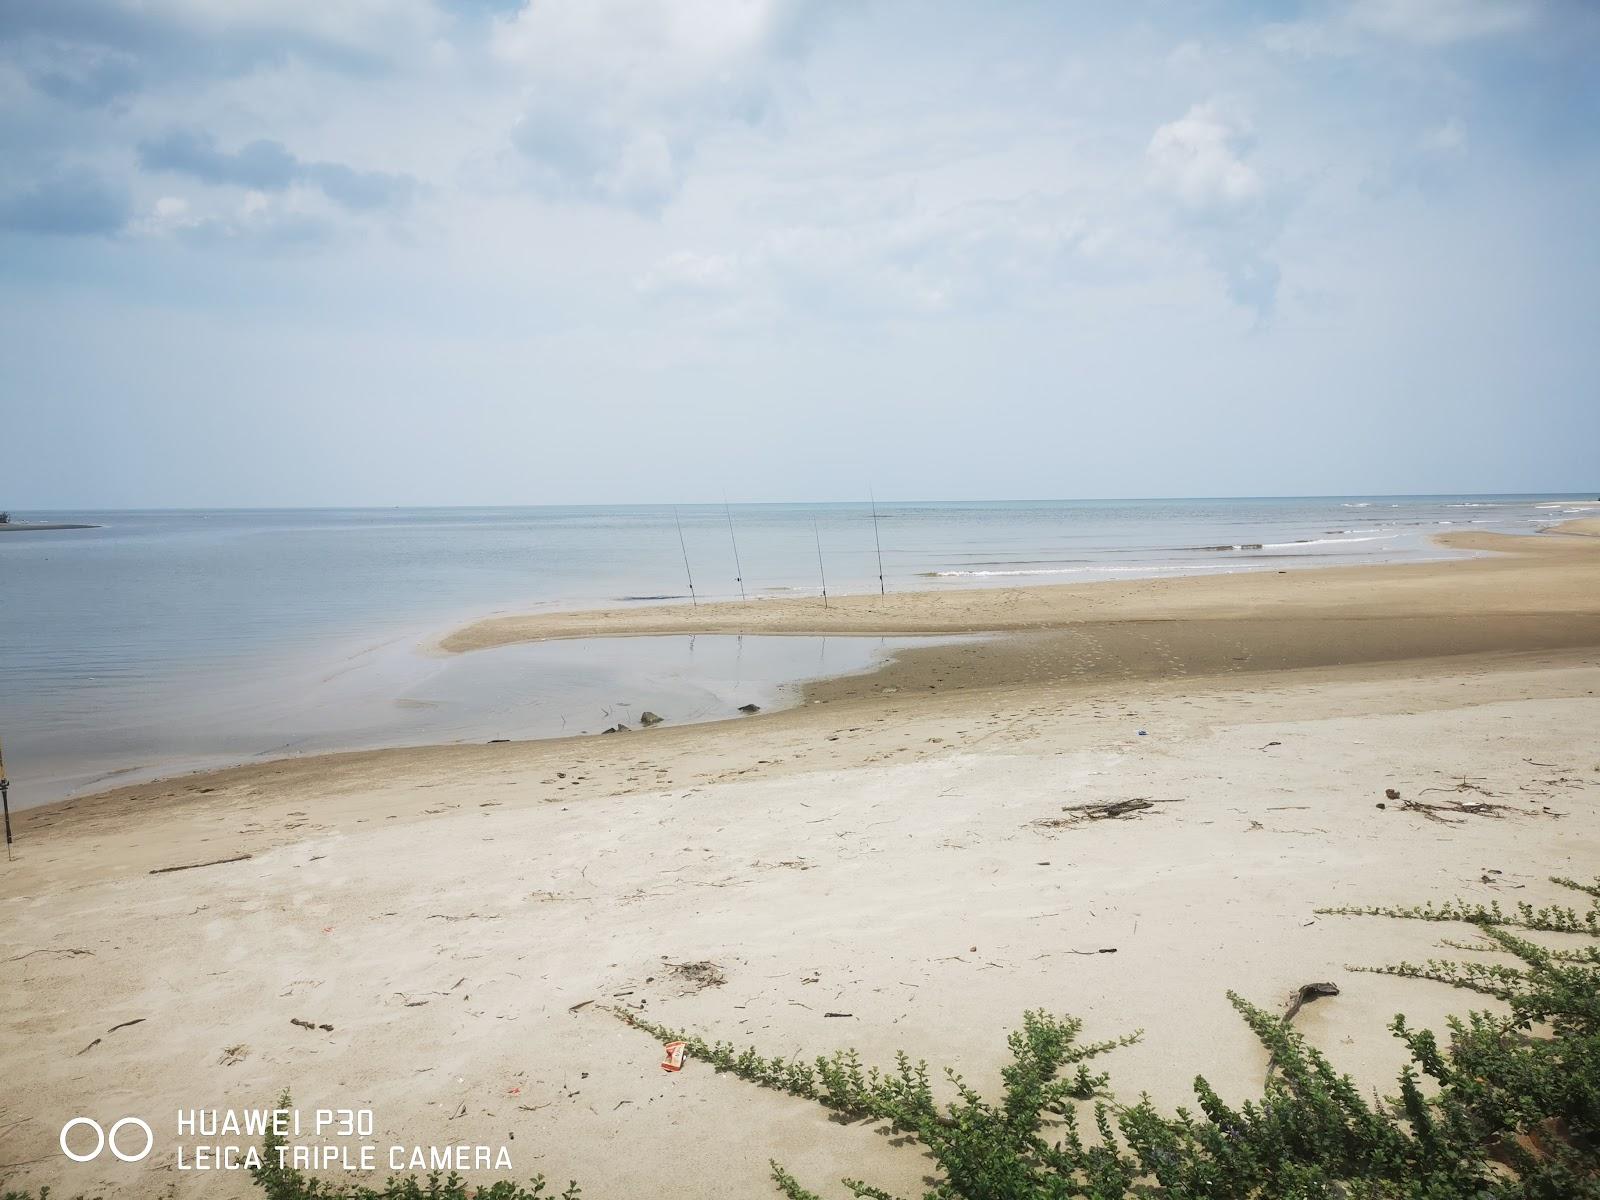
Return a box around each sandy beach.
[3,520,1599,1198]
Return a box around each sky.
[1,0,1597,508]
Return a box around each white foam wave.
[933,563,1242,578]
[933,567,1088,578]
[1261,533,1398,548]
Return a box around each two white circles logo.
[60,1116,154,1162]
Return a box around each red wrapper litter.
[661,1041,687,1072]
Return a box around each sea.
[1,495,1592,808]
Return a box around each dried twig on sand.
[4,947,93,963]
[1400,797,1515,823]
[1419,777,1501,799]
[149,853,252,875]
[1033,797,1181,827]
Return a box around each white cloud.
[510,95,682,213]
[130,182,357,248]
[1148,103,1284,317]
[636,249,742,296]
[1423,117,1469,154]
[135,0,443,56]
[1263,0,1537,58]
[1350,0,1538,45]
[489,0,839,212]
[1147,103,1263,215]
[633,192,1130,327]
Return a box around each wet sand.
[443,523,1600,647]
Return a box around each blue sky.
[1,0,1596,507]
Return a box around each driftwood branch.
[149,854,252,875]
[1266,982,1340,1085]
[1282,982,1340,1026]
[4,947,93,963]
[1033,797,1182,828]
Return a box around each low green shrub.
[619,874,1600,1199]
[7,877,1595,1199]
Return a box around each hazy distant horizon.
[6,490,1600,516]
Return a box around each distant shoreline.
[437,518,1600,652]
[0,522,99,532]
[15,516,1597,822]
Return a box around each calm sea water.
[0,496,1590,807]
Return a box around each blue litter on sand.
[1137,730,1147,736]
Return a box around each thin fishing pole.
[673,507,698,607]
[813,518,829,609]
[724,497,746,601]
[869,488,886,596]
[0,736,12,862]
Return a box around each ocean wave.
[1182,533,1397,552]
[930,567,1088,578]
[932,562,1252,578]
[936,534,1404,573]
[1083,563,1244,573]
[1261,533,1398,548]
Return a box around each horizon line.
[6,491,1597,515]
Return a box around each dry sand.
[3,521,1599,1198]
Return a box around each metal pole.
[673,507,698,607]
[724,498,746,601]
[869,489,886,596]
[813,518,829,609]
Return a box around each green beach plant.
[5,878,1595,1199]
[612,874,1600,1199]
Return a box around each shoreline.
[439,521,1600,651]
[11,518,1600,826]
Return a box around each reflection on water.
[9,634,954,809]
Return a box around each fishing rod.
[673,507,698,607]
[813,518,829,609]
[1,737,12,862]
[724,497,746,601]
[869,488,886,596]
